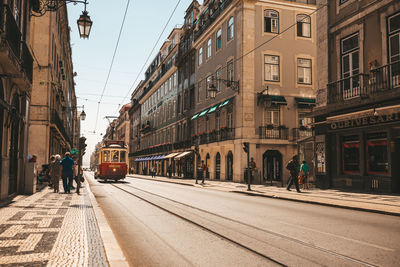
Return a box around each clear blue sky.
[67,0,199,166]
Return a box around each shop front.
[315,107,400,193]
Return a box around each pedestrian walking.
[201,160,206,184]
[72,156,81,195]
[49,155,61,193]
[60,152,75,194]
[286,155,301,193]
[300,160,310,190]
[151,165,156,178]
[168,164,172,178]
[249,157,256,183]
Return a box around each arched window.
[227,16,234,41]
[264,10,279,33]
[297,14,311,38]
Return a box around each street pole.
[247,145,251,191]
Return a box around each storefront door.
[215,153,221,180]
[263,150,282,183]
[392,138,400,193]
[9,94,19,195]
[226,151,233,181]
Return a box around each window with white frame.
[216,28,222,51]
[297,58,312,84]
[227,60,233,81]
[264,109,280,126]
[341,33,360,97]
[264,55,280,81]
[198,47,203,65]
[207,38,212,59]
[216,68,222,91]
[206,75,212,98]
[297,14,311,38]
[227,16,234,41]
[264,10,279,33]
[388,12,400,87]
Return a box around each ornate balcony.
[259,126,289,140]
[50,109,72,146]
[292,127,313,141]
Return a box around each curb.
[231,191,400,217]
[127,174,400,217]
[85,173,130,267]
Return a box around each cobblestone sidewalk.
[0,184,108,266]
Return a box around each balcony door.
[388,12,400,88]
[341,33,360,99]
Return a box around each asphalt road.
[86,172,400,267]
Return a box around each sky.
[67,0,199,166]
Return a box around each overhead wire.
[93,0,132,133]
[117,0,183,111]
[117,2,327,109]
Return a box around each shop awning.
[164,152,180,159]
[295,97,316,108]
[271,96,287,105]
[174,151,193,159]
[134,158,141,162]
[191,113,200,120]
[219,98,232,108]
[198,108,209,118]
[207,104,219,114]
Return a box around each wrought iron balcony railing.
[327,73,369,104]
[21,42,33,83]
[259,126,289,140]
[292,127,313,141]
[2,4,21,58]
[369,60,400,93]
[50,110,72,146]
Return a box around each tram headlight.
[113,168,116,172]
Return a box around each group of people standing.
[286,155,310,193]
[49,152,82,194]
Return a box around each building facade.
[313,0,400,193]
[0,0,37,199]
[191,0,317,184]
[28,5,78,169]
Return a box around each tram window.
[103,151,111,162]
[120,151,126,162]
[111,151,119,162]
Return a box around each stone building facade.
[126,0,318,185]
[313,0,400,193]
[28,5,78,169]
[0,0,37,199]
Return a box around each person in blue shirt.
[60,152,75,193]
[300,160,310,190]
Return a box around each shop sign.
[330,112,400,130]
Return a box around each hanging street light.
[32,0,93,39]
[207,76,239,99]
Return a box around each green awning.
[219,98,231,108]
[295,97,316,107]
[271,96,287,105]
[198,108,209,117]
[191,113,199,120]
[207,104,219,114]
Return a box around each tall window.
[198,83,202,102]
[297,58,312,84]
[264,10,279,33]
[264,109,280,126]
[227,17,234,41]
[341,33,360,97]
[297,14,311,38]
[388,12,400,87]
[227,60,234,81]
[206,76,212,98]
[342,136,360,174]
[198,47,203,65]
[207,38,212,59]
[216,28,222,51]
[216,68,222,91]
[264,55,280,81]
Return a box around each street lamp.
[207,76,239,99]
[257,85,272,108]
[63,105,86,120]
[32,0,93,39]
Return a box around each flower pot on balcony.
[266,124,274,130]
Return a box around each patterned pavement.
[0,184,108,266]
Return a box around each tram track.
[110,182,379,267]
